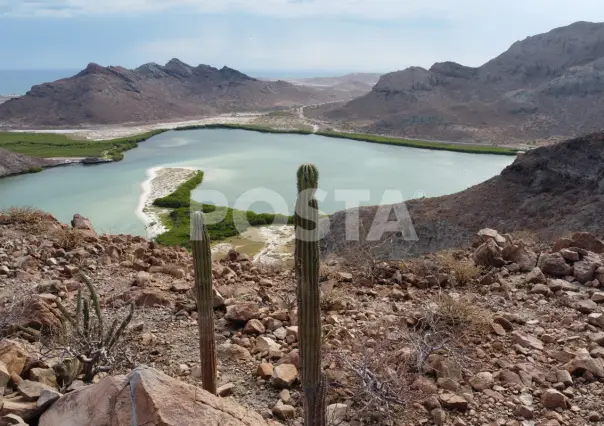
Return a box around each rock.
[337,272,353,282]
[17,380,56,401]
[513,404,534,419]
[326,403,348,424]
[131,289,173,308]
[498,369,523,386]
[0,361,9,390]
[541,389,568,409]
[588,411,602,422]
[276,349,299,368]
[538,253,572,277]
[512,331,544,351]
[39,365,272,425]
[526,267,546,284]
[225,303,259,323]
[576,299,599,314]
[0,340,29,377]
[278,389,291,404]
[270,364,298,389]
[0,414,28,425]
[431,408,447,425]
[530,283,551,295]
[272,402,295,421]
[36,389,61,410]
[570,232,604,254]
[477,228,507,246]
[548,278,580,292]
[217,343,252,361]
[473,239,504,268]
[169,281,190,293]
[589,313,604,328]
[217,383,235,397]
[502,241,537,272]
[556,369,573,385]
[592,292,604,303]
[71,214,96,236]
[574,260,596,283]
[212,288,225,308]
[565,348,604,378]
[134,271,151,287]
[0,397,41,423]
[13,297,64,335]
[411,376,438,394]
[469,372,494,391]
[560,248,580,262]
[273,327,287,340]
[256,337,281,353]
[256,363,274,379]
[439,393,468,411]
[244,319,266,335]
[29,368,57,388]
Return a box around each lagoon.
[0,129,514,236]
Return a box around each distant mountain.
[311,21,604,144]
[284,73,382,98]
[0,59,361,127]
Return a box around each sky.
[1,0,604,75]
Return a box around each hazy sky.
[1,0,604,73]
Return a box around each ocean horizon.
[0,68,365,95]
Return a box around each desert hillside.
[2,209,604,424]
[0,59,361,128]
[310,21,604,145]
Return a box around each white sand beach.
[136,166,198,239]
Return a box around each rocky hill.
[321,132,604,259]
[3,211,604,424]
[311,21,604,145]
[284,73,382,99]
[0,59,360,128]
[0,149,50,177]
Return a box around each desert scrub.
[436,250,481,286]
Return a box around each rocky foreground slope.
[3,210,604,424]
[311,21,604,145]
[322,132,604,260]
[0,59,361,128]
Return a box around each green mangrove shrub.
[295,164,327,426]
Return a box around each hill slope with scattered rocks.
[0,59,359,128]
[3,210,604,425]
[311,21,604,145]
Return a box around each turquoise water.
[0,129,514,236]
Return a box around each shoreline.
[136,166,197,239]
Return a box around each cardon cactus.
[191,211,217,394]
[295,164,326,426]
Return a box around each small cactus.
[295,164,326,426]
[191,211,218,394]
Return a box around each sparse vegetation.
[436,250,481,286]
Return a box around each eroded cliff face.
[0,149,50,177]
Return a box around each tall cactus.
[295,164,327,426]
[191,211,217,394]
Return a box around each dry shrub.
[436,251,480,286]
[431,293,491,336]
[258,259,291,275]
[0,207,48,232]
[320,287,349,312]
[52,228,85,250]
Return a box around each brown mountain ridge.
[0,59,360,127]
[310,21,604,145]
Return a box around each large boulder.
[39,365,274,426]
[0,340,30,378]
[537,253,572,277]
[502,241,537,272]
[70,214,96,236]
[472,239,504,268]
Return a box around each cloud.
[4,0,604,25]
